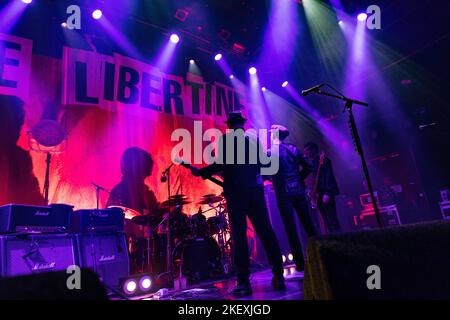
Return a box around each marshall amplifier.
[74,232,130,289]
[0,204,72,234]
[70,209,125,233]
[0,233,76,277]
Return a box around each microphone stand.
[160,163,175,286]
[311,85,383,228]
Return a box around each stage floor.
[132,265,304,300]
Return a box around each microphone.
[160,173,167,183]
[301,84,325,96]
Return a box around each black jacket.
[269,142,313,194]
[313,157,340,196]
[198,130,264,194]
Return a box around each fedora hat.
[225,111,247,124]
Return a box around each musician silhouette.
[0,95,43,206]
[107,147,159,214]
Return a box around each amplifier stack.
[0,204,130,290]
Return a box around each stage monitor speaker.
[75,232,130,289]
[0,269,108,300]
[304,220,450,299]
[0,234,76,277]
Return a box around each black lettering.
[103,62,115,101]
[185,80,203,114]
[117,66,139,103]
[216,86,233,116]
[163,78,183,115]
[75,62,99,104]
[141,72,162,111]
[205,83,212,115]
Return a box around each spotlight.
[229,75,234,79]
[357,13,367,22]
[123,279,137,295]
[92,9,102,20]
[120,274,155,296]
[214,53,223,61]
[248,67,257,75]
[282,81,289,88]
[189,59,195,64]
[61,22,67,28]
[170,34,180,44]
[288,253,294,262]
[261,87,266,92]
[282,255,286,263]
[139,276,152,292]
[21,0,32,3]
[338,20,344,26]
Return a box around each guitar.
[175,159,224,188]
[310,151,325,209]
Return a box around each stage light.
[282,81,289,88]
[21,0,32,3]
[214,53,223,61]
[92,9,102,20]
[139,276,152,291]
[61,22,67,28]
[120,274,155,296]
[357,13,367,22]
[261,87,267,92]
[189,59,195,64]
[338,20,344,26]
[229,75,234,79]
[282,255,286,263]
[124,279,137,295]
[288,253,294,262]
[248,67,257,75]
[170,33,180,44]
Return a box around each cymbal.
[198,195,223,204]
[169,194,188,199]
[108,206,142,220]
[131,215,162,226]
[161,199,191,207]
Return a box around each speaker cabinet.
[304,220,450,299]
[75,232,130,289]
[0,234,76,277]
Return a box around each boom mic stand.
[160,163,175,286]
[308,84,383,228]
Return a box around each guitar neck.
[179,162,224,187]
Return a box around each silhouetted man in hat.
[193,112,285,296]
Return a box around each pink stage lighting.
[282,81,288,88]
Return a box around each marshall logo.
[99,255,115,262]
[34,211,50,216]
[31,262,56,271]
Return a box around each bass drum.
[172,237,222,281]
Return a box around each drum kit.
[110,193,232,282]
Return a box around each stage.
[128,266,303,301]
